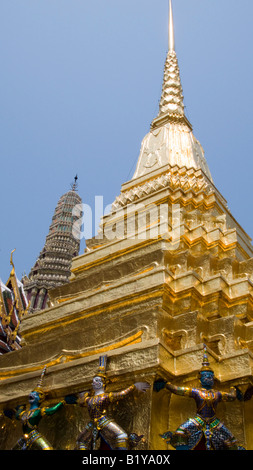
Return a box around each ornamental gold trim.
[0,330,144,381]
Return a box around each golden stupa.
[0,1,253,450]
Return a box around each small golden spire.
[169,0,175,52]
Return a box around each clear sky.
[0,0,253,282]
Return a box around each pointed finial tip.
[71,174,78,191]
[169,0,175,51]
[10,249,16,273]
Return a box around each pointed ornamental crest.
[0,250,30,354]
[7,249,29,316]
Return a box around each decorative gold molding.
[0,330,144,381]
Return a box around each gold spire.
[130,0,213,182]
[153,0,187,128]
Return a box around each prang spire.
[22,183,82,312]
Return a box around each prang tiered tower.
[0,2,252,450]
[22,178,82,312]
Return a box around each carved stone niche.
[197,313,237,356]
[161,310,198,352]
[234,318,253,351]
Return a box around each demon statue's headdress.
[200,345,214,374]
[94,355,108,384]
[32,365,47,402]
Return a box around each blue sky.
[0,0,253,282]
